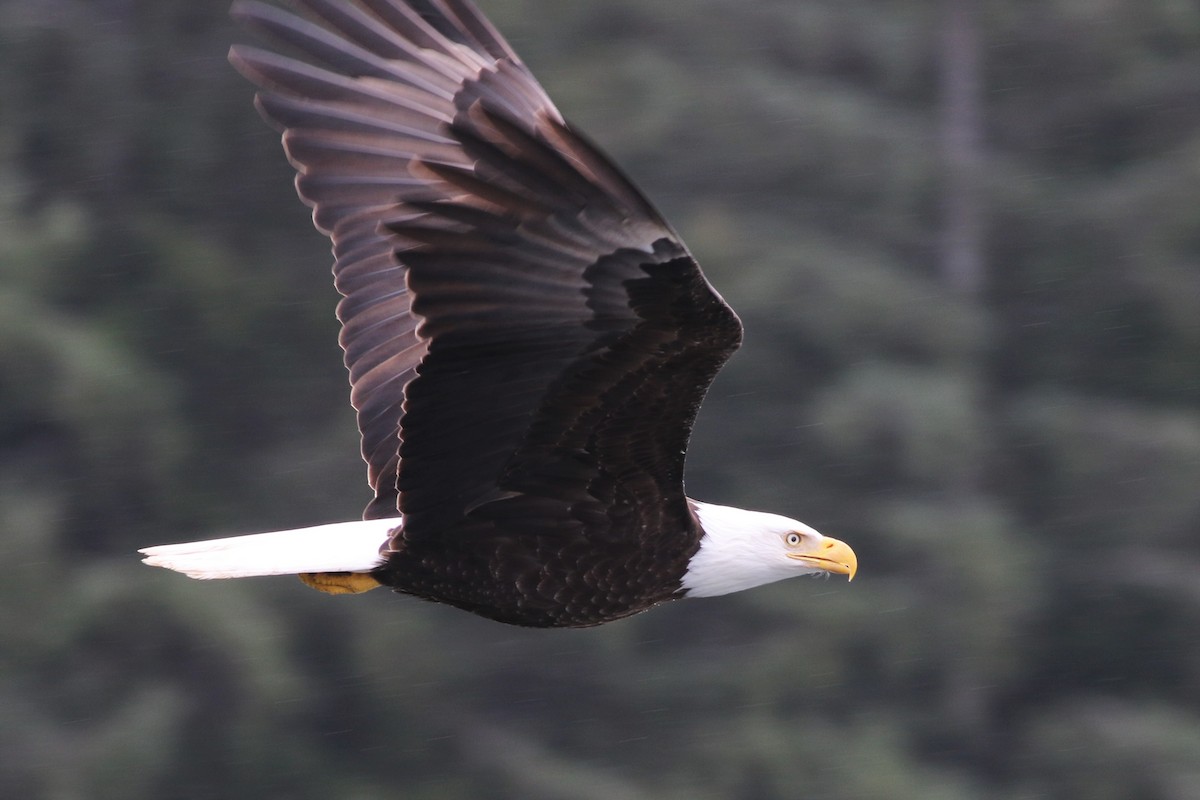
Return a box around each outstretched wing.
[231,0,742,547]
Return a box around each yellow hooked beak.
[786,535,858,581]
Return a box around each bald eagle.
[140,0,857,628]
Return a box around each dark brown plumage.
[231,0,742,626]
[140,0,858,628]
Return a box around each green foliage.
[2,0,1198,798]
[1015,700,1200,800]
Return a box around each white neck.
[680,501,823,598]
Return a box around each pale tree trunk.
[939,0,985,300]
[937,0,991,748]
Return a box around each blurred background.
[2,0,1199,797]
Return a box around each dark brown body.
[377,521,702,627]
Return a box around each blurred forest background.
[2,0,1199,798]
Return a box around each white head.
[680,502,858,598]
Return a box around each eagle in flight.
[141,0,857,628]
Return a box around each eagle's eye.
[785,532,802,547]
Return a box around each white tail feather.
[139,518,397,580]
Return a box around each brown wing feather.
[231,1,742,548]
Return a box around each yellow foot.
[298,571,382,595]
